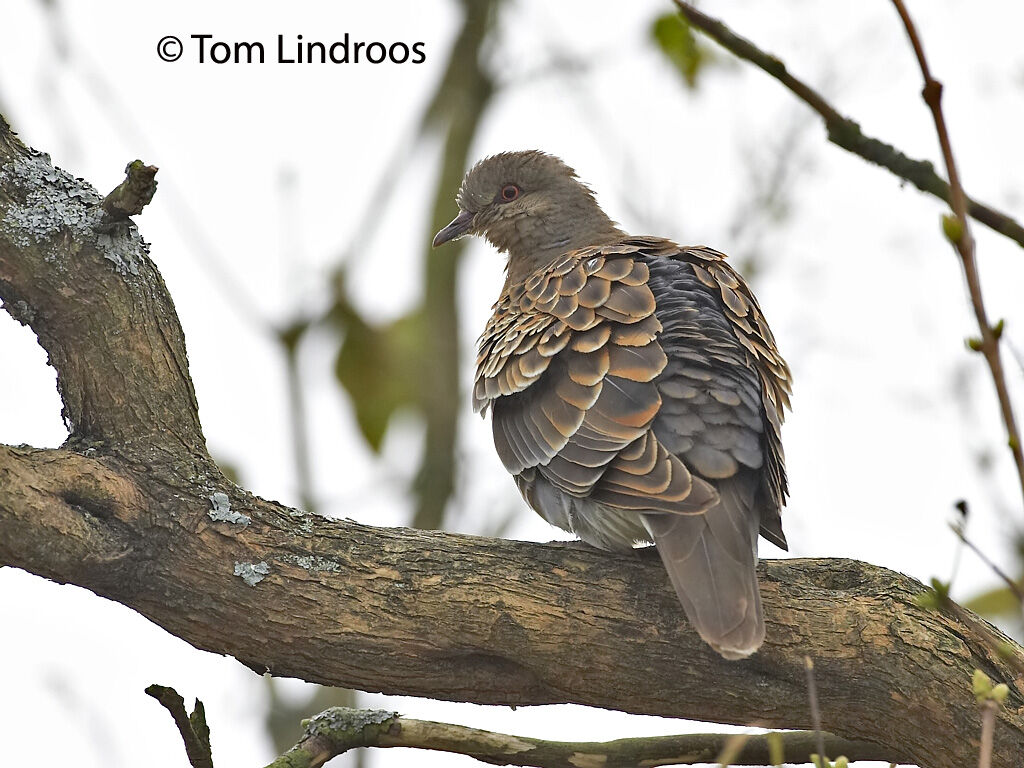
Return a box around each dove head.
[433,150,624,278]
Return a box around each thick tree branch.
[672,0,1024,251]
[2,116,1024,768]
[0,435,1017,768]
[264,706,894,768]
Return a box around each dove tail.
[642,476,764,659]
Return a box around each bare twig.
[889,0,1024,513]
[979,701,997,768]
[804,657,827,765]
[951,520,1024,609]
[670,1,1024,250]
[264,707,897,768]
[145,685,214,768]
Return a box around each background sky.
[2,1,1024,766]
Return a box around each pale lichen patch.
[234,560,270,586]
[208,491,251,526]
[0,151,103,250]
[283,554,342,573]
[305,707,398,737]
[0,149,142,277]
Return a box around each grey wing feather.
[675,246,792,549]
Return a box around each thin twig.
[264,707,899,768]
[804,657,827,765]
[979,700,997,768]
[951,520,1024,609]
[671,0,1024,250]
[889,0,1024,514]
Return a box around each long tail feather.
[642,476,763,659]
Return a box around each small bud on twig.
[941,213,964,244]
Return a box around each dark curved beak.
[432,209,474,248]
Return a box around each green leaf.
[962,584,1023,619]
[651,13,712,89]
[915,578,951,610]
[329,275,425,452]
[930,577,950,600]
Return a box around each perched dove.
[433,150,791,659]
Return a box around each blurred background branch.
[409,0,500,529]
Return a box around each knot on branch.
[100,160,158,224]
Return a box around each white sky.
[2,1,1024,766]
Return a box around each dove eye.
[499,184,520,202]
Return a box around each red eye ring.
[500,184,520,202]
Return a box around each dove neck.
[501,205,624,285]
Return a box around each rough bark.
[1,118,1023,768]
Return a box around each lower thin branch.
[265,707,899,768]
